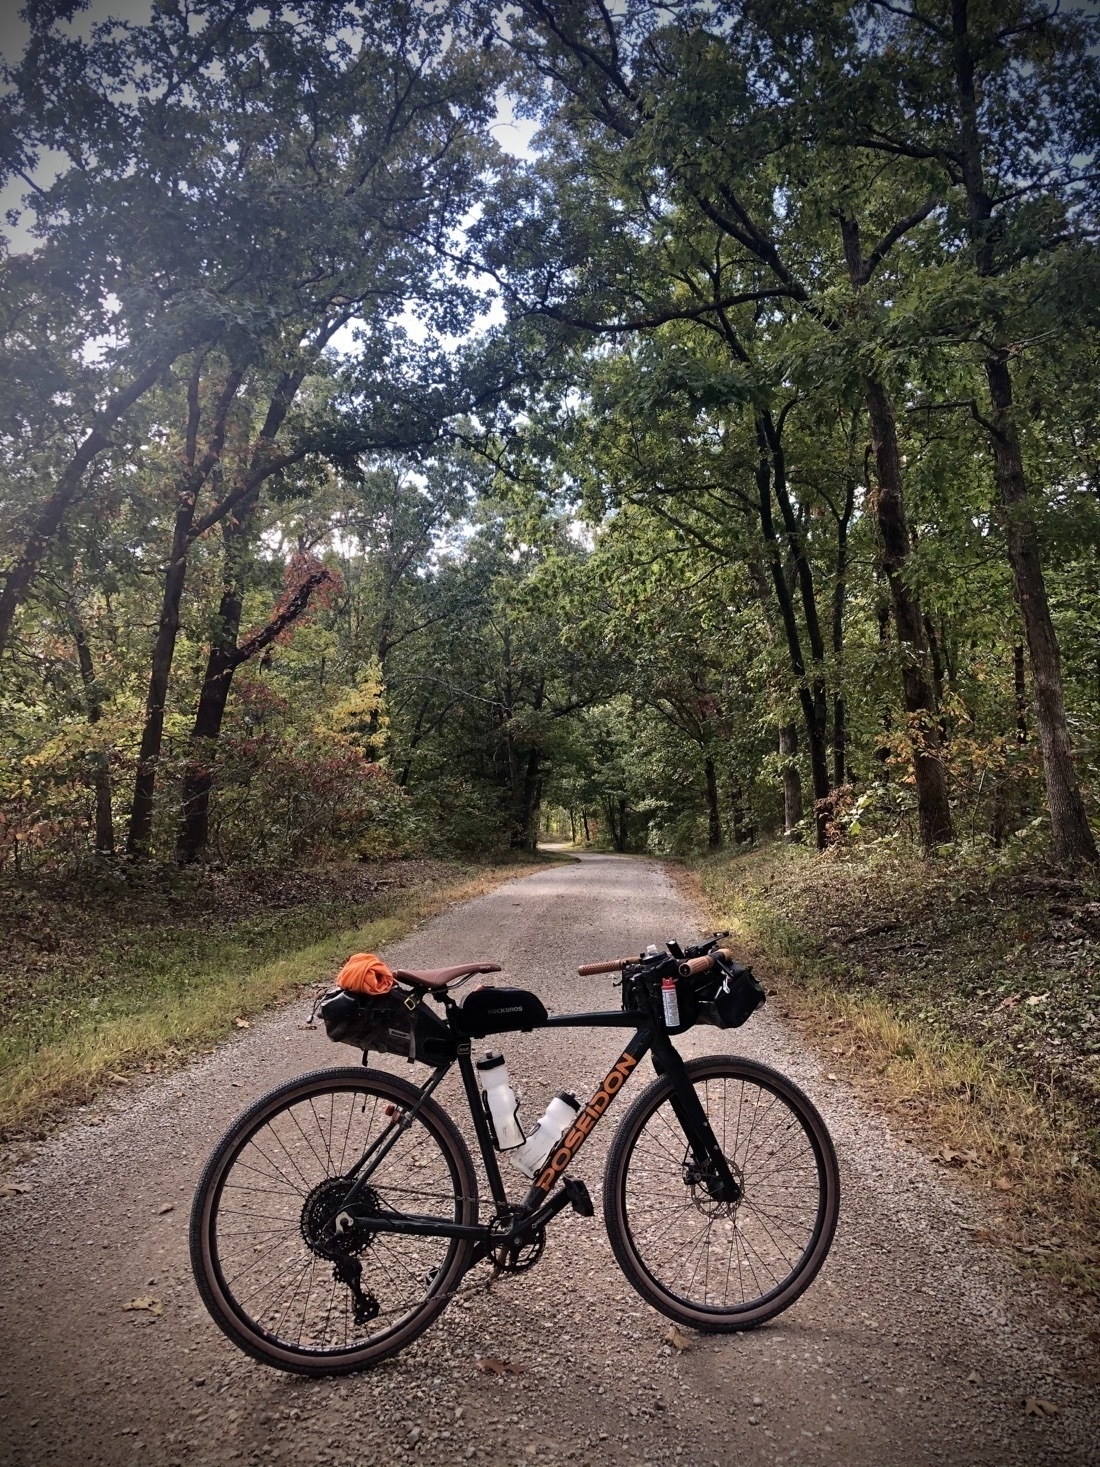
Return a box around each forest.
[2,0,1098,875]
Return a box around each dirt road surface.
[1,854,1097,1467]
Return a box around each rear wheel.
[604,1054,838,1329]
[190,1066,478,1374]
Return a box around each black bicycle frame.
[337,1005,740,1248]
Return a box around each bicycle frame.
[336,1004,741,1252]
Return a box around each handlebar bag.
[456,986,549,1038]
[699,963,766,1029]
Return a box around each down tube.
[523,1029,652,1207]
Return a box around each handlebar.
[576,957,636,976]
[576,941,734,978]
[677,948,734,978]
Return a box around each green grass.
[0,855,561,1138]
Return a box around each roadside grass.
[684,841,1100,1297]
[0,854,563,1141]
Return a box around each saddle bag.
[318,986,458,1064]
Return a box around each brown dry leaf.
[1024,1397,1059,1418]
[966,1371,981,1385]
[157,1204,174,1216]
[933,1149,980,1168]
[665,1325,692,1352]
[122,1295,163,1317]
[234,1017,251,1029]
[297,1021,317,1030]
[107,1071,131,1085]
[1025,993,1049,1007]
[994,1176,1013,1192]
[998,994,1021,1011]
[0,1182,32,1197]
[474,1357,524,1376]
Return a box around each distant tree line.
[1,1,1097,869]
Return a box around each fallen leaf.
[234,1017,251,1029]
[998,994,1021,1011]
[665,1325,692,1352]
[932,1149,980,1167]
[966,1371,981,1385]
[0,1182,32,1197]
[474,1357,524,1376]
[106,1071,131,1085]
[122,1295,163,1317]
[826,1072,838,1081]
[994,1176,1013,1192]
[1024,1397,1059,1418]
[1025,993,1049,1007]
[157,1204,174,1215]
[297,1022,317,1030]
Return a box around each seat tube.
[457,1045,510,1209]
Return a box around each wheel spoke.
[196,1074,472,1365]
[615,1061,835,1318]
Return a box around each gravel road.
[1,853,1097,1467]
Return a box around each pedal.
[562,1177,593,1217]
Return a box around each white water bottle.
[508,1092,582,1177]
[477,1053,525,1151]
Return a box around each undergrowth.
[0,853,562,1140]
[687,840,1100,1298]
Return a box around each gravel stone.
[0,853,1097,1466]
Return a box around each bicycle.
[190,934,840,1375]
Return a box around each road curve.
[0,853,1096,1466]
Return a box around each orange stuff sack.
[335,953,395,995]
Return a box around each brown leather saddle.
[391,961,502,991]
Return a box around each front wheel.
[190,1066,478,1375]
[604,1054,839,1330]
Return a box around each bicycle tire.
[190,1065,478,1375]
[604,1054,839,1330]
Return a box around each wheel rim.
[205,1080,467,1357]
[620,1070,830,1315]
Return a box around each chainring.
[488,1206,545,1274]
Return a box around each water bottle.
[476,1052,525,1151]
[508,1092,582,1177]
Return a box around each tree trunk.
[950,0,1096,865]
[984,351,1096,864]
[753,441,830,848]
[779,722,803,839]
[616,795,628,852]
[178,516,330,863]
[1014,644,1027,744]
[704,755,723,849]
[582,810,591,843]
[730,777,754,846]
[178,512,250,864]
[865,380,954,849]
[69,608,114,855]
[127,501,195,857]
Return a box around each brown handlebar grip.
[677,948,735,978]
[678,955,714,977]
[577,958,632,976]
